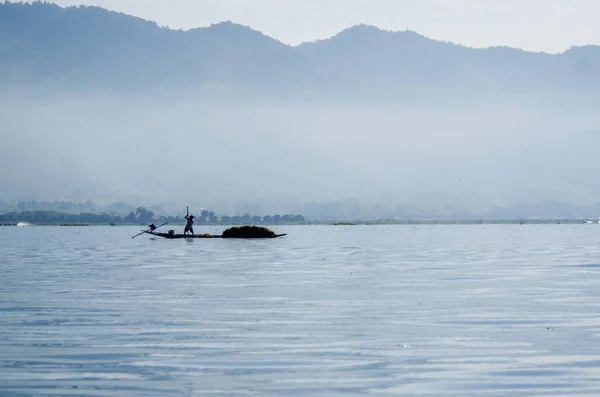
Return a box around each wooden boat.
[143,231,287,239]
[137,225,287,239]
[132,217,287,240]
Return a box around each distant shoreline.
[1,220,597,227]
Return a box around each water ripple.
[1,225,600,395]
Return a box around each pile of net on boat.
[221,226,278,238]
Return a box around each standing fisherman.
[184,206,195,236]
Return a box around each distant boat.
[133,224,286,240]
[16,222,29,227]
[144,231,287,239]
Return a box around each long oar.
[132,221,168,239]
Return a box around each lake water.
[2,225,600,396]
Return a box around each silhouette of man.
[184,214,195,235]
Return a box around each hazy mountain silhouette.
[0,2,305,96]
[1,2,599,103]
[2,2,600,218]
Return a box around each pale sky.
[51,0,600,53]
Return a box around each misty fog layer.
[2,93,600,217]
[2,3,600,218]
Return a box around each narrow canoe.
[143,231,287,239]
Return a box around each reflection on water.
[1,225,600,396]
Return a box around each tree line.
[0,207,305,225]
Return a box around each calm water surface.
[1,225,600,396]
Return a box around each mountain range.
[2,2,600,218]
[1,2,599,104]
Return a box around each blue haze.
[2,2,600,218]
